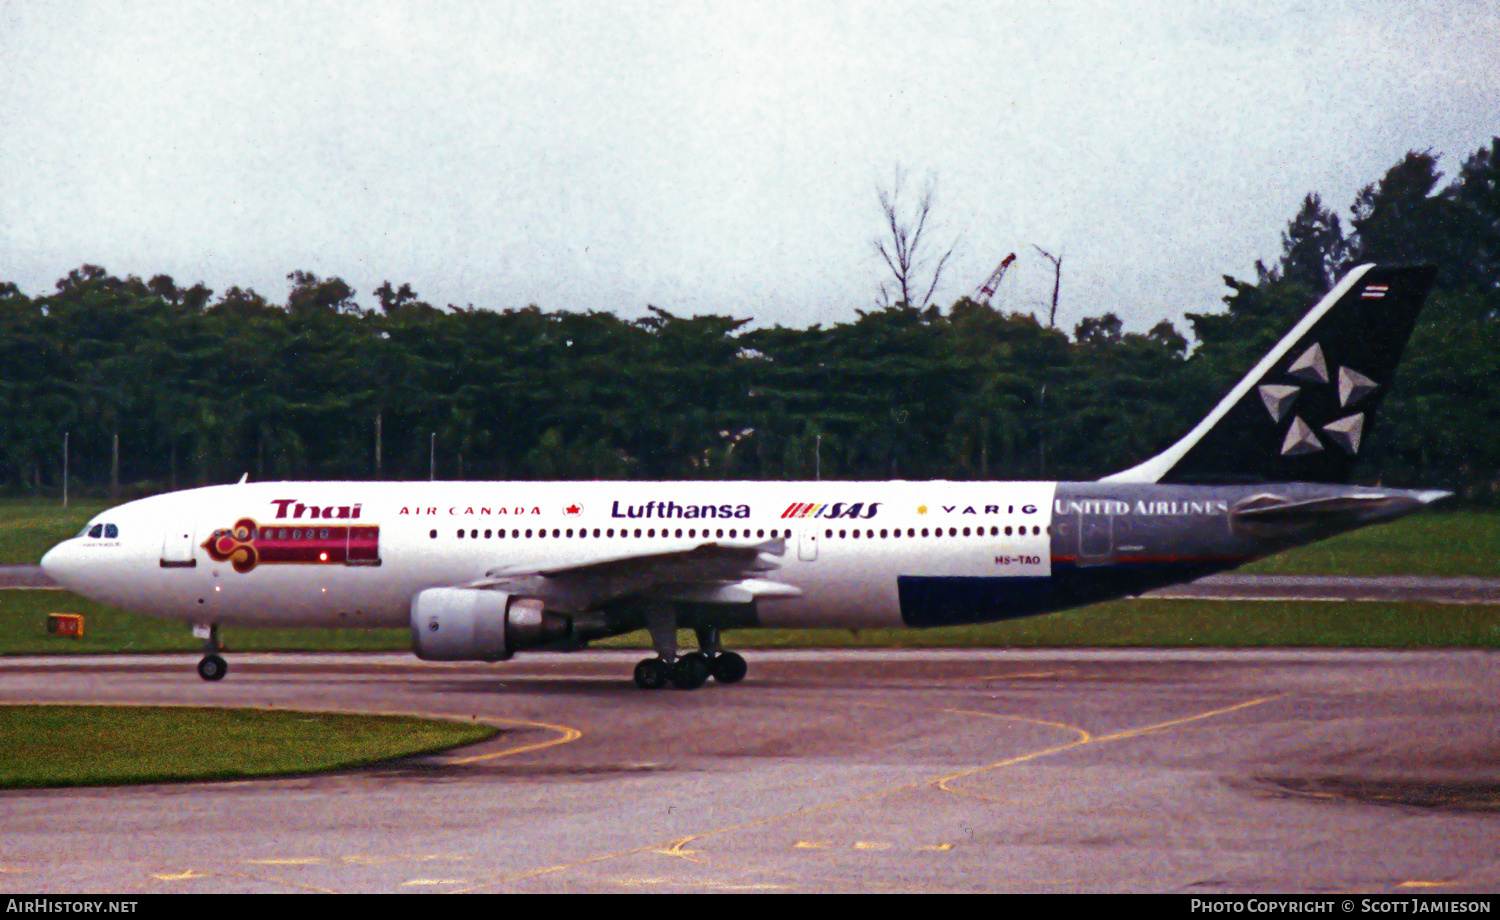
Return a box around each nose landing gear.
[631,613,747,690]
[195,623,227,681]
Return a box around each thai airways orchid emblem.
[203,518,382,573]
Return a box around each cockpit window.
[104,524,118,539]
[87,524,103,539]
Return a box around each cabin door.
[797,523,820,561]
[1077,508,1114,567]
[161,519,197,568]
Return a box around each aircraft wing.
[459,537,799,613]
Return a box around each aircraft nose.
[40,540,81,589]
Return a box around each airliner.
[41,264,1445,689]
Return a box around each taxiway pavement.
[1,648,1498,893]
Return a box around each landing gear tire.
[710,651,747,684]
[634,658,669,690]
[670,653,711,690]
[197,654,228,682]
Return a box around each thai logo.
[780,502,882,520]
[203,518,382,573]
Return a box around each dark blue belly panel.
[897,559,1235,628]
[896,576,1061,627]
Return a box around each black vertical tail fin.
[1104,263,1438,485]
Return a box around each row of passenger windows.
[430,524,1048,541]
[260,528,329,541]
[824,524,1046,539]
[433,527,794,541]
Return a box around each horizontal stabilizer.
[1233,492,1408,521]
[1231,488,1450,531]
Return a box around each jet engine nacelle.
[410,588,569,662]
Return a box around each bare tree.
[1032,244,1063,327]
[875,166,956,308]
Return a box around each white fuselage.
[43,480,1057,630]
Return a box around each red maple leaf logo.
[563,504,582,516]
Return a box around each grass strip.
[1235,510,1500,578]
[0,704,495,788]
[0,500,109,566]
[4,589,1499,655]
[599,599,1500,650]
[0,590,409,655]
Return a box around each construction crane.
[972,252,1016,306]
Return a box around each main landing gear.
[196,623,227,682]
[632,614,747,690]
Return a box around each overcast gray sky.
[2,0,1497,334]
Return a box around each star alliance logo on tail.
[1259,342,1380,457]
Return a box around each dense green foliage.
[0,706,495,787]
[3,143,1497,500]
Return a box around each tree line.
[1,141,1496,503]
